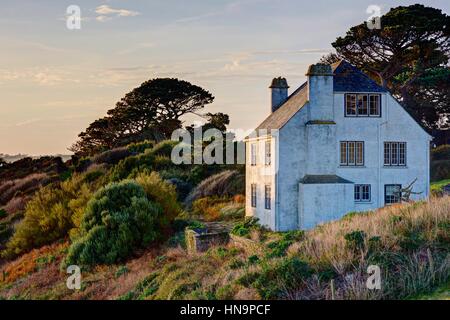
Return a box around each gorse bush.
[134,171,181,222]
[63,179,172,267]
[2,174,94,258]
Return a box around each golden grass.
[294,197,450,272]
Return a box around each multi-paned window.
[340,141,364,166]
[251,184,257,208]
[264,185,271,210]
[265,141,271,166]
[251,143,257,166]
[384,142,406,166]
[355,184,371,202]
[385,184,402,205]
[345,94,381,117]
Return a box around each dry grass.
[3,196,29,215]
[0,173,50,205]
[295,198,449,270]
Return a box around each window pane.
[356,142,364,165]
[340,142,348,165]
[369,95,380,116]
[357,95,368,115]
[391,143,398,165]
[385,185,401,204]
[265,185,271,209]
[251,184,257,207]
[251,144,257,166]
[384,142,390,165]
[399,143,406,165]
[346,94,356,116]
[348,142,356,165]
[363,185,370,201]
[354,185,361,201]
[265,141,271,166]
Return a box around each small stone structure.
[185,223,230,254]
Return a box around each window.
[265,141,271,166]
[345,94,357,116]
[251,143,257,166]
[369,95,381,116]
[346,94,381,117]
[264,185,271,210]
[357,95,368,116]
[384,142,407,166]
[355,184,371,202]
[251,184,257,207]
[385,184,401,205]
[340,141,364,166]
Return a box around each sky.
[0,0,449,155]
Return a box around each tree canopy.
[70,78,214,155]
[330,4,450,130]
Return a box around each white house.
[245,61,431,231]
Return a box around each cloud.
[15,118,41,127]
[95,5,140,22]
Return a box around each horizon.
[1,0,449,155]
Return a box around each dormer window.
[345,94,381,117]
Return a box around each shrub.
[231,217,260,237]
[185,170,245,205]
[109,150,155,182]
[63,180,163,267]
[3,196,29,215]
[127,140,154,154]
[135,172,182,222]
[167,178,193,202]
[0,173,50,206]
[238,257,312,299]
[344,230,367,251]
[92,147,131,165]
[0,209,7,219]
[150,140,178,158]
[2,175,93,258]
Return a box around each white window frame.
[355,184,371,202]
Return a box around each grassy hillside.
[0,141,448,300]
[0,196,448,300]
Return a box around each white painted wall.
[246,76,431,231]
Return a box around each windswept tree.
[70,78,214,155]
[328,4,450,130]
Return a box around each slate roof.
[331,60,387,93]
[254,61,387,132]
[256,82,308,131]
[299,175,354,184]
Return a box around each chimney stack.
[306,64,334,121]
[269,77,289,113]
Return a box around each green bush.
[231,217,259,237]
[0,209,7,219]
[64,180,163,267]
[344,230,367,251]
[237,257,312,299]
[150,140,178,158]
[135,171,182,222]
[3,175,93,258]
[127,140,154,154]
